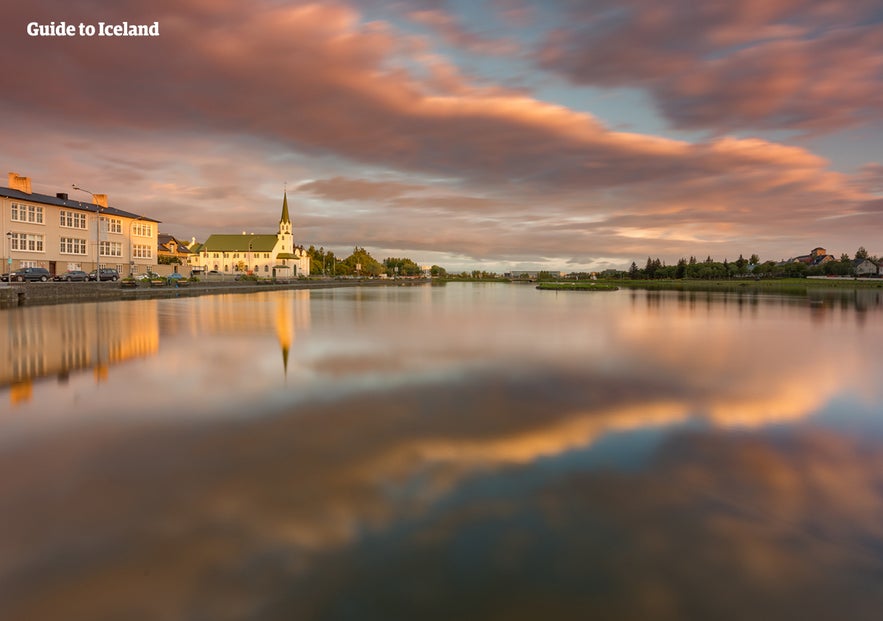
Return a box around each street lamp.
[72,184,103,279]
[5,231,11,276]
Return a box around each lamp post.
[5,231,11,277]
[248,238,255,276]
[72,184,103,279]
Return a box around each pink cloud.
[536,0,883,132]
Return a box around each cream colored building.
[1,172,159,277]
[189,192,311,277]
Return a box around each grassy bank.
[597,278,883,292]
[537,282,619,291]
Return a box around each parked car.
[9,267,51,282]
[167,272,186,280]
[54,269,89,282]
[0,272,8,282]
[88,268,120,281]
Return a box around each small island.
[536,282,618,292]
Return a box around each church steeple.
[280,191,291,225]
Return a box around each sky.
[3,0,882,272]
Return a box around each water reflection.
[1,285,883,620]
[0,301,159,404]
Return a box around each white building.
[189,192,310,277]
[1,172,159,277]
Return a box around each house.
[1,171,159,277]
[853,258,879,277]
[791,247,835,267]
[189,192,310,277]
[157,233,192,266]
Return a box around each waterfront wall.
[0,279,429,309]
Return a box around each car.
[54,269,89,282]
[9,267,51,282]
[167,272,186,280]
[88,268,120,281]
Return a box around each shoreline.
[0,278,430,309]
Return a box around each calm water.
[2,283,883,620]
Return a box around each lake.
[2,283,883,620]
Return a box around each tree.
[855,246,869,260]
[675,258,687,279]
[628,262,640,279]
[749,254,760,265]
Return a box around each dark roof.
[202,234,277,252]
[0,186,160,222]
[158,234,192,254]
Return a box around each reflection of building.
[0,302,160,405]
[189,193,310,277]
[1,172,159,277]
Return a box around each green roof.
[203,234,277,252]
[276,252,298,259]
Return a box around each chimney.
[7,172,32,194]
[56,192,69,200]
[92,193,108,208]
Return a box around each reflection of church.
[190,193,311,277]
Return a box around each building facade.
[2,172,159,277]
[189,192,310,277]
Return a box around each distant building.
[189,192,310,277]
[157,233,192,266]
[1,171,159,277]
[506,270,562,279]
[790,247,835,267]
[854,258,879,276]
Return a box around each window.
[233,253,239,259]
[99,241,123,257]
[264,265,269,272]
[10,233,44,252]
[11,203,44,224]
[21,260,39,268]
[100,216,123,234]
[59,210,88,229]
[133,244,152,259]
[213,253,219,259]
[66,263,82,271]
[132,222,152,237]
[60,237,87,255]
[264,253,270,259]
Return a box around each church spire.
[280,190,291,224]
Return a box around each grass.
[536,282,619,291]
[597,278,883,292]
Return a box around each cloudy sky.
[4,0,882,271]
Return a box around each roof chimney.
[92,193,108,208]
[56,192,69,200]
[7,172,32,194]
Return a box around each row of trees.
[306,245,434,278]
[621,247,877,280]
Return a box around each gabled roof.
[0,186,160,222]
[158,234,192,254]
[202,234,277,252]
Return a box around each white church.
[189,192,310,277]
